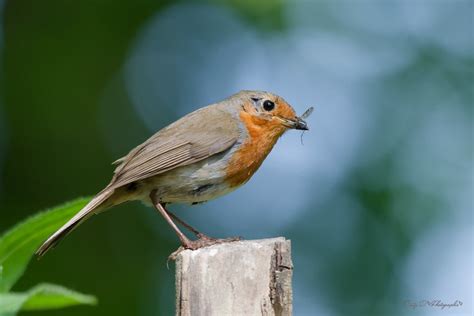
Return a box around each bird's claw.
[168,236,242,261]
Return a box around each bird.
[36,90,312,257]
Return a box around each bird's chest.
[224,123,282,188]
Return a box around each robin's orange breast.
[225,108,286,188]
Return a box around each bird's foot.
[168,235,242,261]
[191,234,242,249]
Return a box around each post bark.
[175,237,293,316]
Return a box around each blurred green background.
[0,1,472,315]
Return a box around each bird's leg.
[150,191,193,248]
[161,204,200,236]
[150,192,241,260]
[163,206,211,239]
[164,206,240,244]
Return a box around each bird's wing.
[109,107,240,189]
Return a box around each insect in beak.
[291,117,309,130]
[283,106,314,130]
[300,106,314,120]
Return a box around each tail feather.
[36,189,115,257]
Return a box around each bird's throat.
[224,111,285,188]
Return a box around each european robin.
[36,90,312,257]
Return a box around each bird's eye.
[263,100,275,111]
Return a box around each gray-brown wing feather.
[110,107,240,189]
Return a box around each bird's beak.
[281,116,308,130]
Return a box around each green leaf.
[0,283,96,316]
[0,198,90,292]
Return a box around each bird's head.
[235,90,309,136]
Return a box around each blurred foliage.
[0,199,96,315]
[0,283,96,316]
[0,198,89,292]
[210,0,287,30]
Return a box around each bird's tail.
[36,188,115,257]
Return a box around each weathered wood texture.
[175,237,293,316]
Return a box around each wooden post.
[175,237,293,316]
